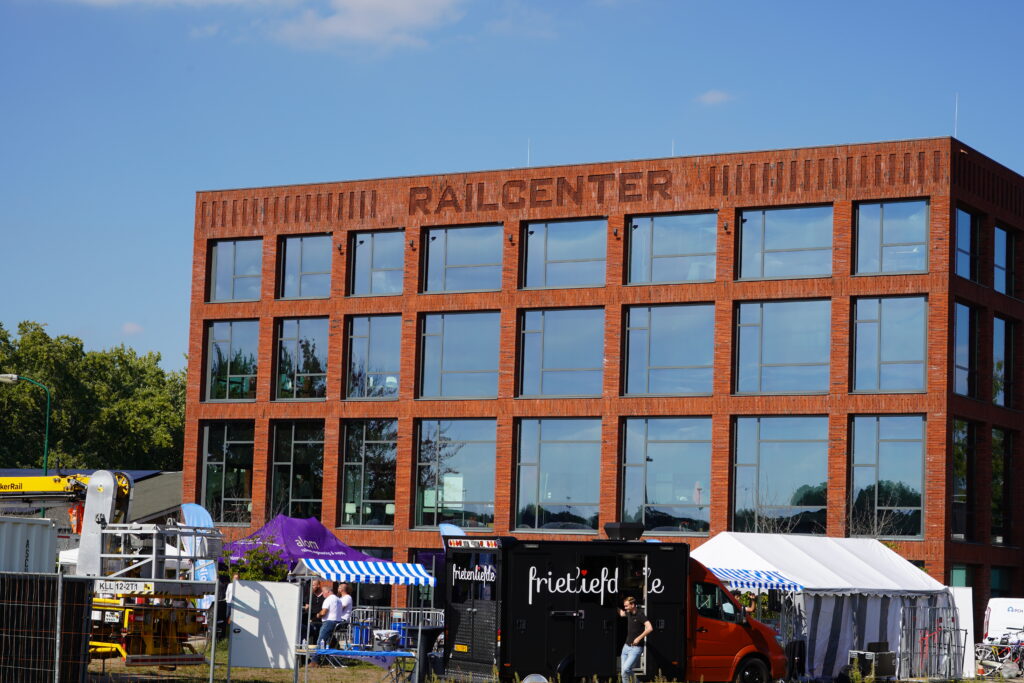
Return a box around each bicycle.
[976,629,1024,678]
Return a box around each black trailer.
[443,536,688,682]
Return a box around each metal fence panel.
[0,571,92,683]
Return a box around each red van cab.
[689,558,787,682]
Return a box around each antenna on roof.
[527,138,531,167]
[954,93,959,138]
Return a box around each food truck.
[443,532,786,682]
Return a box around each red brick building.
[184,137,1024,609]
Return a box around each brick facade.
[185,138,1024,616]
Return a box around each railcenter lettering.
[409,170,672,216]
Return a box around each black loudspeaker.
[768,589,782,612]
[604,522,645,540]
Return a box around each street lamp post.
[0,374,51,475]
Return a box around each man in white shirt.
[337,582,353,623]
[310,583,342,667]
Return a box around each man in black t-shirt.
[618,596,654,683]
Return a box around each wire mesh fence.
[0,571,93,683]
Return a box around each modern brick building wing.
[184,137,1024,608]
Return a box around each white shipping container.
[0,516,57,573]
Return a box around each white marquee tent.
[692,533,959,680]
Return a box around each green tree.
[221,542,290,582]
[0,321,186,471]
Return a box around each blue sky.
[2,0,1023,371]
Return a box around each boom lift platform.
[0,470,223,667]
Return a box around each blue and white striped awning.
[300,558,436,587]
[708,567,803,591]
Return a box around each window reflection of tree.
[418,422,495,527]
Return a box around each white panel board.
[950,586,974,679]
[229,580,301,669]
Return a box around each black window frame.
[852,296,928,393]
[423,223,503,293]
[201,421,255,525]
[278,233,332,300]
[624,303,715,396]
[419,311,500,399]
[522,217,607,289]
[737,205,833,280]
[853,199,929,275]
[732,415,828,535]
[415,419,497,529]
[346,314,401,400]
[208,238,263,302]
[275,317,329,401]
[734,299,831,395]
[270,420,325,519]
[205,319,259,402]
[955,207,980,282]
[849,414,925,539]
[620,417,712,535]
[339,419,398,528]
[626,211,717,285]
[349,229,405,296]
[519,307,604,398]
[953,302,977,398]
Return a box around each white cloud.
[276,0,466,49]
[695,89,733,106]
[189,23,221,37]
[67,0,287,7]
[486,1,555,40]
[122,322,144,335]
[63,0,467,49]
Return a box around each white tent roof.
[691,532,946,595]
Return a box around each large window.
[736,300,831,394]
[622,418,711,533]
[739,206,833,279]
[421,312,499,398]
[993,316,1012,406]
[276,317,328,400]
[524,218,606,288]
[279,234,331,299]
[992,428,1011,545]
[853,296,927,392]
[951,419,975,541]
[416,420,496,528]
[347,315,400,399]
[424,224,502,292]
[733,416,828,534]
[351,230,404,295]
[625,304,714,395]
[271,421,324,519]
[341,420,397,527]
[954,303,977,397]
[955,208,979,281]
[202,422,254,524]
[521,308,604,397]
[994,226,1014,295]
[209,239,262,301]
[516,418,601,531]
[991,567,1014,598]
[628,212,716,283]
[855,200,928,274]
[206,320,258,401]
[850,415,924,538]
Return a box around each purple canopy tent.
[224,515,435,586]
